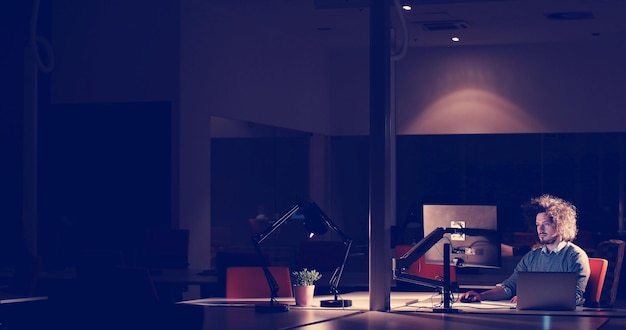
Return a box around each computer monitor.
[422,204,500,269]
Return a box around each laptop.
[515,271,577,311]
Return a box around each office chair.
[595,239,625,307]
[226,266,293,298]
[214,251,265,297]
[585,257,608,307]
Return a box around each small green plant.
[291,268,322,286]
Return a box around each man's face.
[536,212,558,244]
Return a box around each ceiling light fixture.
[451,36,460,42]
[402,5,412,11]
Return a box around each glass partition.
[210,117,311,267]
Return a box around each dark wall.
[321,133,625,247]
[396,133,624,246]
[0,1,45,265]
[38,102,171,267]
[210,132,624,250]
[328,136,370,246]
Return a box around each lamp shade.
[298,201,329,236]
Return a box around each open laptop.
[515,271,578,311]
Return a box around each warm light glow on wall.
[400,88,547,134]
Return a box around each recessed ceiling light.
[451,36,460,42]
[402,5,412,11]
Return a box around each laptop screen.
[516,272,577,311]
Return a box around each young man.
[459,194,591,305]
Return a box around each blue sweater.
[500,241,590,305]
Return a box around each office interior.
[2,0,626,328]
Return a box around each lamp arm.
[392,227,498,271]
[251,236,280,301]
[391,268,452,289]
[302,201,353,297]
[255,204,300,244]
[328,239,352,294]
[251,203,301,304]
[392,227,499,289]
[314,204,353,294]
[394,227,447,271]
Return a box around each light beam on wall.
[400,88,547,134]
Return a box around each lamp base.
[432,307,460,313]
[254,303,290,313]
[320,299,352,308]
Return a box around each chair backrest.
[226,266,293,298]
[595,239,625,307]
[393,245,457,282]
[215,251,266,297]
[585,257,608,306]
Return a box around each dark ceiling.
[214,0,626,49]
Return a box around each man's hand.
[459,291,482,303]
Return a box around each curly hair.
[529,194,578,241]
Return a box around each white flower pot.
[293,285,315,306]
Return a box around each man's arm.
[570,245,591,305]
[460,286,510,302]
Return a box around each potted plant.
[291,268,321,306]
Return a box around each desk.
[179,292,626,330]
[176,304,362,329]
[297,311,610,330]
[0,292,48,330]
[180,291,427,310]
[0,292,47,305]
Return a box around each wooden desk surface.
[0,292,47,304]
[177,305,362,330]
[296,311,610,330]
[179,292,626,330]
[180,291,424,310]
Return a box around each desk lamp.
[251,199,353,313]
[298,200,353,308]
[392,227,498,313]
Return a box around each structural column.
[369,0,392,311]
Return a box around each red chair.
[596,239,625,307]
[226,266,293,298]
[585,257,608,307]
